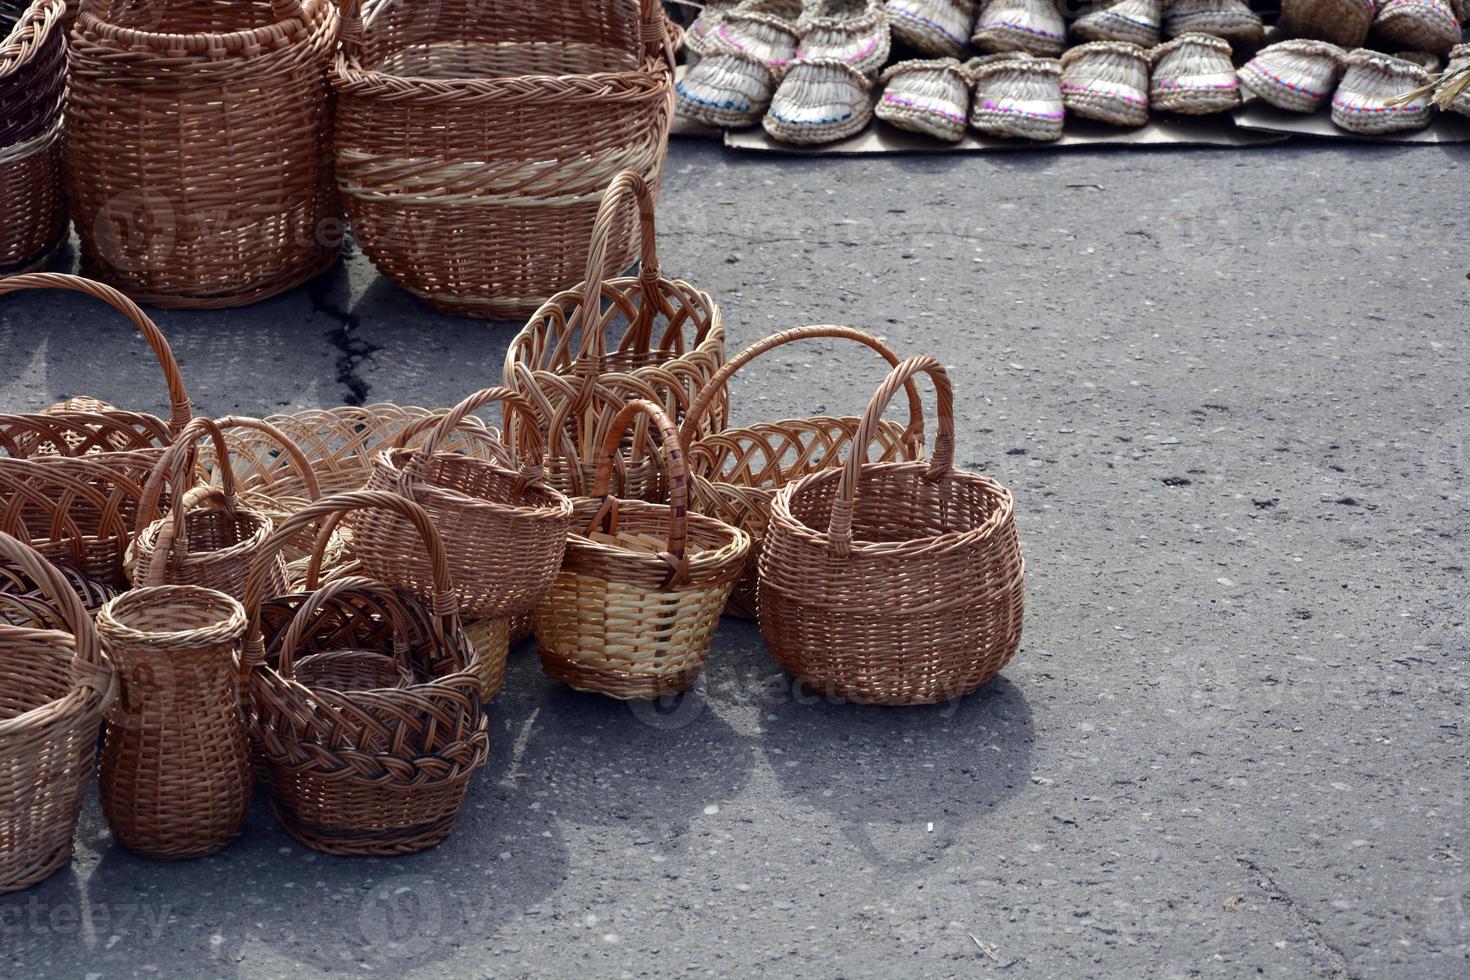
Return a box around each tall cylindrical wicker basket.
[0,0,68,272]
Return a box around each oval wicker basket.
[877,58,972,142]
[1072,0,1162,48]
[1150,33,1241,114]
[798,0,892,77]
[356,387,574,619]
[971,0,1065,57]
[764,58,876,144]
[758,356,1025,706]
[1061,40,1151,127]
[0,273,192,587]
[332,0,675,319]
[886,0,978,58]
[1373,0,1462,56]
[66,0,341,308]
[0,531,118,893]
[1237,39,1347,113]
[0,0,67,273]
[243,491,489,856]
[505,170,725,501]
[681,325,926,620]
[535,399,750,700]
[969,54,1066,141]
[1278,0,1373,48]
[1331,49,1433,134]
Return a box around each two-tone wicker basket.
[0,0,67,273]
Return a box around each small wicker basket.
[1071,0,1162,48]
[758,357,1025,706]
[716,0,804,69]
[1373,0,1461,56]
[1061,41,1152,127]
[764,58,876,144]
[1278,0,1373,48]
[677,46,778,128]
[0,532,117,893]
[877,59,972,141]
[798,0,892,77]
[1150,33,1241,114]
[970,54,1066,140]
[1237,39,1347,113]
[1331,49,1433,135]
[535,400,750,700]
[886,0,978,58]
[0,0,67,273]
[1163,0,1264,45]
[971,0,1066,57]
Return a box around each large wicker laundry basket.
[332,0,675,318]
[66,0,341,308]
[0,0,67,272]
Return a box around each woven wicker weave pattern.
[969,54,1066,141]
[1237,39,1346,113]
[1072,0,1161,47]
[758,356,1025,705]
[96,585,252,859]
[876,58,972,141]
[1061,40,1151,127]
[1149,33,1240,114]
[1278,0,1374,48]
[0,0,67,271]
[0,531,118,893]
[1332,49,1433,134]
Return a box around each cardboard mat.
[1233,101,1470,145]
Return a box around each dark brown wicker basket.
[0,0,67,272]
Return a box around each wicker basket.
[886,0,977,58]
[332,0,675,319]
[1332,49,1433,134]
[972,0,1065,56]
[243,491,488,856]
[0,557,115,628]
[356,387,574,619]
[1237,39,1347,113]
[970,53,1066,140]
[1440,43,1470,116]
[1061,41,1151,126]
[0,532,117,893]
[1278,0,1374,48]
[677,46,778,128]
[876,58,972,141]
[96,586,251,859]
[1072,0,1161,47]
[764,58,876,143]
[758,356,1025,706]
[1150,33,1241,114]
[0,0,67,273]
[505,170,725,501]
[66,0,340,308]
[798,0,892,77]
[681,325,926,620]
[535,400,750,700]
[1163,0,1263,44]
[715,0,804,69]
[462,617,511,700]
[131,417,290,603]
[1373,0,1461,55]
[0,273,192,587]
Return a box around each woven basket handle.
[574,171,663,376]
[134,417,239,585]
[0,531,104,676]
[828,356,955,559]
[273,575,418,680]
[213,415,324,504]
[392,387,543,479]
[678,325,926,453]
[243,491,456,670]
[589,399,690,584]
[0,273,191,434]
[0,458,133,575]
[338,0,369,57]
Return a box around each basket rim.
[333,47,672,103]
[771,459,1015,557]
[0,0,62,78]
[72,0,328,54]
[96,585,246,648]
[0,624,113,739]
[564,498,751,577]
[376,447,575,519]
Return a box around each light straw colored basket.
[970,54,1066,140]
[67,0,340,308]
[1331,49,1433,134]
[798,0,892,77]
[1373,0,1461,56]
[461,617,511,700]
[972,0,1065,56]
[0,0,67,273]
[0,533,117,893]
[885,0,977,57]
[677,46,778,127]
[876,58,972,141]
[1278,0,1374,48]
[1237,39,1347,113]
[715,0,804,69]
[1163,0,1264,45]
[764,58,876,144]
[332,0,675,319]
[1150,32,1241,114]
[1061,40,1151,126]
[535,400,750,700]
[1439,43,1470,115]
[1072,0,1161,47]
[758,356,1025,706]
[680,325,925,621]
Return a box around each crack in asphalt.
[307,276,380,407]
[1236,857,1358,979]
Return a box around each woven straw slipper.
[687,0,742,57]
[885,0,978,57]
[1278,0,1374,48]
[716,0,806,70]
[764,58,876,143]
[1071,0,1162,47]
[1060,40,1151,126]
[1163,0,1264,45]
[972,0,1067,57]
[1439,43,1470,116]
[677,46,779,126]
[1150,33,1240,114]
[1373,0,1461,56]
[969,55,1065,141]
[1331,49,1433,135]
[1237,39,1347,113]
[798,0,892,77]
[876,58,971,140]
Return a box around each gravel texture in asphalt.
[0,137,1466,979]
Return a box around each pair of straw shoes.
[1275,0,1463,55]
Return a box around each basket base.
[538,648,703,701]
[0,839,73,895]
[267,798,461,857]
